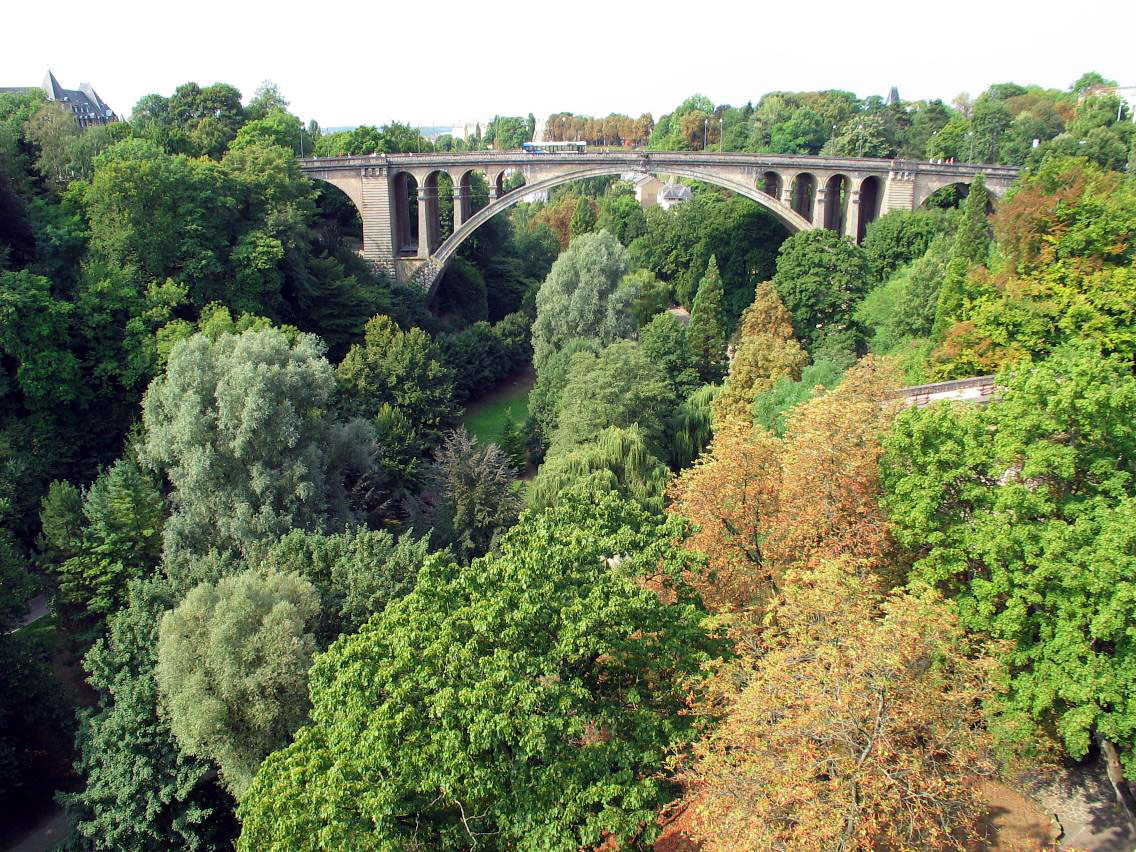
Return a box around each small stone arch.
[856,175,883,241]
[916,179,999,212]
[823,174,851,232]
[312,180,363,250]
[484,167,507,198]
[760,170,783,199]
[790,172,817,222]
[421,170,449,252]
[497,168,527,197]
[392,171,419,255]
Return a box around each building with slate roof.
[0,70,117,127]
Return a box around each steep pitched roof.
[42,69,64,100]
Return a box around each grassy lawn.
[15,612,57,644]
[462,373,533,447]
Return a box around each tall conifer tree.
[688,256,727,383]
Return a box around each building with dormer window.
[0,70,117,128]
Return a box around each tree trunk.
[1099,737,1136,830]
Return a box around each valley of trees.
[2,71,1135,851]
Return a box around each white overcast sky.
[4,0,1133,129]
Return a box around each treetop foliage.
[141,328,375,585]
[883,345,1136,773]
[237,491,726,850]
[686,560,996,851]
[531,229,634,369]
[156,569,321,797]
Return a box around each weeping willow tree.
[668,383,720,470]
[528,425,670,512]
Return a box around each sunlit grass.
[462,382,531,447]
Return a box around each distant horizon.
[4,0,1133,128]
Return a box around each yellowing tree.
[766,356,901,577]
[686,561,995,851]
[667,419,782,612]
[713,283,807,424]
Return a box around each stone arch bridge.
[297,152,1017,293]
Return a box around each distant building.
[657,182,693,210]
[0,70,117,127]
[1092,86,1136,121]
[886,86,900,106]
[449,118,495,143]
[621,172,663,209]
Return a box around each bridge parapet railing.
[888,375,999,407]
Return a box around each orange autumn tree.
[666,419,781,612]
[686,560,996,851]
[671,357,902,610]
[765,356,902,577]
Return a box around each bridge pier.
[417,187,440,259]
[813,189,828,233]
[844,190,861,241]
[453,186,470,230]
[779,182,794,209]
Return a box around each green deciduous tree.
[861,207,955,281]
[668,383,720,470]
[141,329,374,586]
[237,491,724,851]
[598,191,647,246]
[881,345,1136,773]
[531,230,633,368]
[639,310,699,401]
[229,109,309,155]
[771,229,874,353]
[39,452,165,622]
[551,340,675,457]
[0,268,79,407]
[63,578,238,850]
[856,235,951,354]
[570,196,598,237]
[156,570,321,797]
[629,192,786,324]
[336,314,459,455]
[527,338,600,446]
[752,358,845,437]
[623,268,671,327]
[260,526,430,641]
[529,424,670,512]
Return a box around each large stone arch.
[427,165,813,292]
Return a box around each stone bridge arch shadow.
[312,181,363,254]
[425,165,813,295]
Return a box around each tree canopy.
[237,491,725,850]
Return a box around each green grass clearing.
[462,373,534,447]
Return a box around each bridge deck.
[298,151,1019,180]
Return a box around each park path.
[1020,756,1136,851]
[2,807,70,852]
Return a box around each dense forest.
[1,71,1135,850]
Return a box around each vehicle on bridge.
[522,140,586,154]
